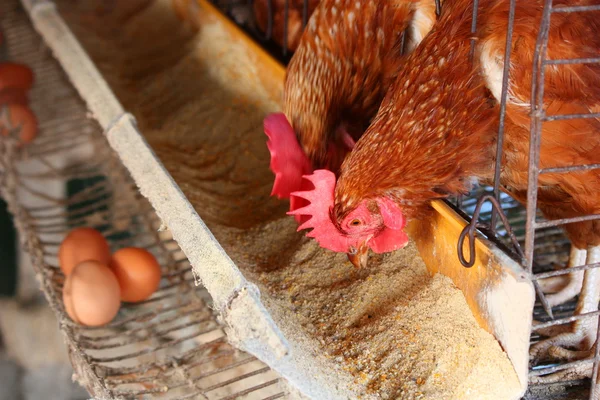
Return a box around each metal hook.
[457,219,488,268]
[457,194,554,318]
[457,194,525,268]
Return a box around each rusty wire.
[456,0,600,396]
[475,0,600,398]
[457,195,524,268]
[489,0,516,233]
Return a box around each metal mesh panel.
[0,1,286,398]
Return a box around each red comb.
[287,170,350,252]
[264,114,408,255]
[289,175,409,254]
[264,113,312,200]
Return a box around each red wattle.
[369,228,410,253]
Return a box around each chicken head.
[264,113,409,267]
[289,170,409,268]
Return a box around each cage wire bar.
[526,0,600,275]
[210,0,600,398]
[525,2,600,399]
[0,0,288,398]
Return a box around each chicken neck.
[334,1,498,219]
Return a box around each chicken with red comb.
[286,0,495,269]
[264,112,409,266]
[296,0,600,382]
[288,169,409,267]
[264,0,438,265]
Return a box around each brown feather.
[335,2,497,220]
[479,0,600,248]
[334,0,600,250]
[283,0,435,171]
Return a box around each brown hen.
[283,0,438,172]
[324,0,600,381]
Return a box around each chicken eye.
[350,219,362,226]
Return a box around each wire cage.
[2,0,598,399]
[209,0,600,399]
[0,1,287,399]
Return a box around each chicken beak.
[347,242,369,269]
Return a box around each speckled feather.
[283,0,436,172]
[478,0,600,248]
[335,2,497,221]
[335,0,600,249]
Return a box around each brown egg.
[62,260,121,326]
[59,227,111,275]
[110,247,162,303]
[0,63,34,92]
[0,104,38,145]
